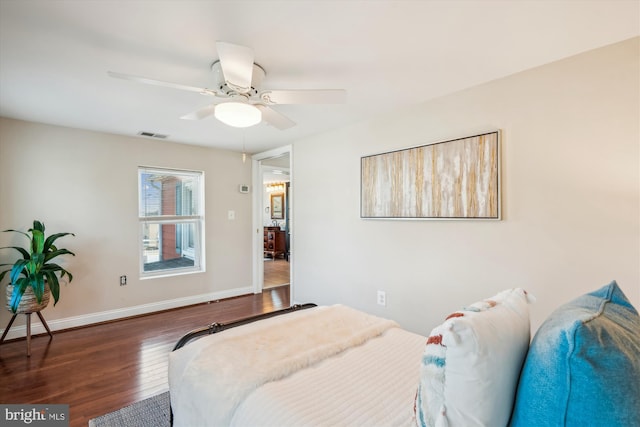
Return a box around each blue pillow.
[510,281,640,426]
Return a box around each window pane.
[142,223,160,264]
[139,170,200,217]
[138,167,203,278]
[142,222,198,273]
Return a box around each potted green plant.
[0,220,74,313]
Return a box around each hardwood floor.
[0,286,290,427]
[264,257,290,288]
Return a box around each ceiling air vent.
[137,131,168,139]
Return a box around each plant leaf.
[31,220,45,233]
[2,229,30,240]
[0,246,30,259]
[31,229,45,254]
[9,277,29,313]
[41,265,73,284]
[32,275,45,303]
[44,232,74,252]
[44,248,75,263]
[9,259,28,284]
[46,272,60,304]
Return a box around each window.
[138,167,204,277]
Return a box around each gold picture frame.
[270,193,284,219]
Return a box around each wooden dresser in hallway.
[264,226,286,259]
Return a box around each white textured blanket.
[169,305,398,427]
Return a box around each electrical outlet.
[377,290,386,306]
[120,275,127,286]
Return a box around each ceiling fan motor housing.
[211,60,265,98]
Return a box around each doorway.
[251,145,292,297]
[262,155,290,288]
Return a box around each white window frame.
[138,166,205,279]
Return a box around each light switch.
[228,210,235,220]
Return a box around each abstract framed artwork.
[361,131,500,220]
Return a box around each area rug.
[88,391,170,427]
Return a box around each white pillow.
[415,288,534,427]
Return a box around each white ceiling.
[0,1,638,154]
[263,153,290,184]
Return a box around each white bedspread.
[231,327,426,427]
[169,305,399,426]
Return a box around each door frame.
[251,144,292,296]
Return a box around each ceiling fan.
[108,41,346,130]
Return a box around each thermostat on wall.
[239,184,250,194]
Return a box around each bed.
[169,304,425,426]
[168,282,640,427]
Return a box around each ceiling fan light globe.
[215,102,262,128]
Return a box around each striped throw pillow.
[415,288,533,427]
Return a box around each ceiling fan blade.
[180,104,217,120]
[216,41,255,94]
[255,105,296,130]
[108,71,218,96]
[260,89,346,105]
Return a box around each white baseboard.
[0,286,254,341]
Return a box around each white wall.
[0,120,253,337]
[1,38,637,340]
[291,37,640,335]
